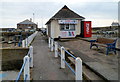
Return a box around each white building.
[46,5,85,39]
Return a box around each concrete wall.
[1,47,29,71]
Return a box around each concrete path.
[58,39,118,81]
[31,32,74,80]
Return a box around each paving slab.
[58,39,118,81]
[31,32,74,80]
[85,62,118,80]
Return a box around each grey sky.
[0,0,119,28]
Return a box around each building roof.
[17,19,36,24]
[46,5,85,24]
[111,22,119,26]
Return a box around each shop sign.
[60,31,76,38]
[58,20,78,24]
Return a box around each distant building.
[111,22,119,26]
[17,19,38,31]
[0,28,15,32]
[46,5,85,39]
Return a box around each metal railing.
[48,37,82,80]
[16,46,33,82]
[22,31,38,48]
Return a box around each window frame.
[60,24,75,31]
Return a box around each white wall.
[50,19,82,38]
[75,20,81,35]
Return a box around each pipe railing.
[16,46,33,82]
[22,31,38,48]
[48,37,82,80]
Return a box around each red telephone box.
[81,21,92,37]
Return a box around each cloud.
[1,0,119,2]
[0,1,118,28]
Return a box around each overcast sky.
[0,0,119,28]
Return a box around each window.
[65,24,69,30]
[17,24,20,26]
[70,25,75,30]
[60,24,64,30]
[60,24,75,31]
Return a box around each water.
[0,71,19,81]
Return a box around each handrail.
[16,46,33,81]
[24,74,28,82]
[63,59,76,75]
[27,49,31,56]
[22,31,38,47]
[16,58,27,82]
[63,48,76,59]
[48,37,82,80]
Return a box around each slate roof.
[17,19,36,24]
[46,5,85,24]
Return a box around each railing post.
[24,55,30,81]
[61,46,65,68]
[25,39,28,47]
[51,38,54,51]
[48,37,51,48]
[55,42,58,57]
[29,46,33,67]
[22,40,25,48]
[75,57,82,81]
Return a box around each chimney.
[30,18,32,22]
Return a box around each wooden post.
[61,46,65,68]
[51,38,54,51]
[48,37,51,48]
[24,56,30,81]
[75,57,82,81]
[55,42,58,57]
[29,46,33,67]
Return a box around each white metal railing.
[16,46,33,82]
[48,37,82,81]
[22,31,38,48]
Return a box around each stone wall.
[1,47,29,71]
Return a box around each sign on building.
[58,20,78,24]
[60,31,76,38]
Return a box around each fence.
[22,31,38,48]
[48,37,82,80]
[16,46,33,82]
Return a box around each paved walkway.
[31,32,74,80]
[58,39,118,81]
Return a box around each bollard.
[48,37,51,48]
[75,57,82,81]
[61,46,65,68]
[22,40,25,48]
[24,55,30,81]
[55,42,58,57]
[29,46,33,67]
[51,38,54,51]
